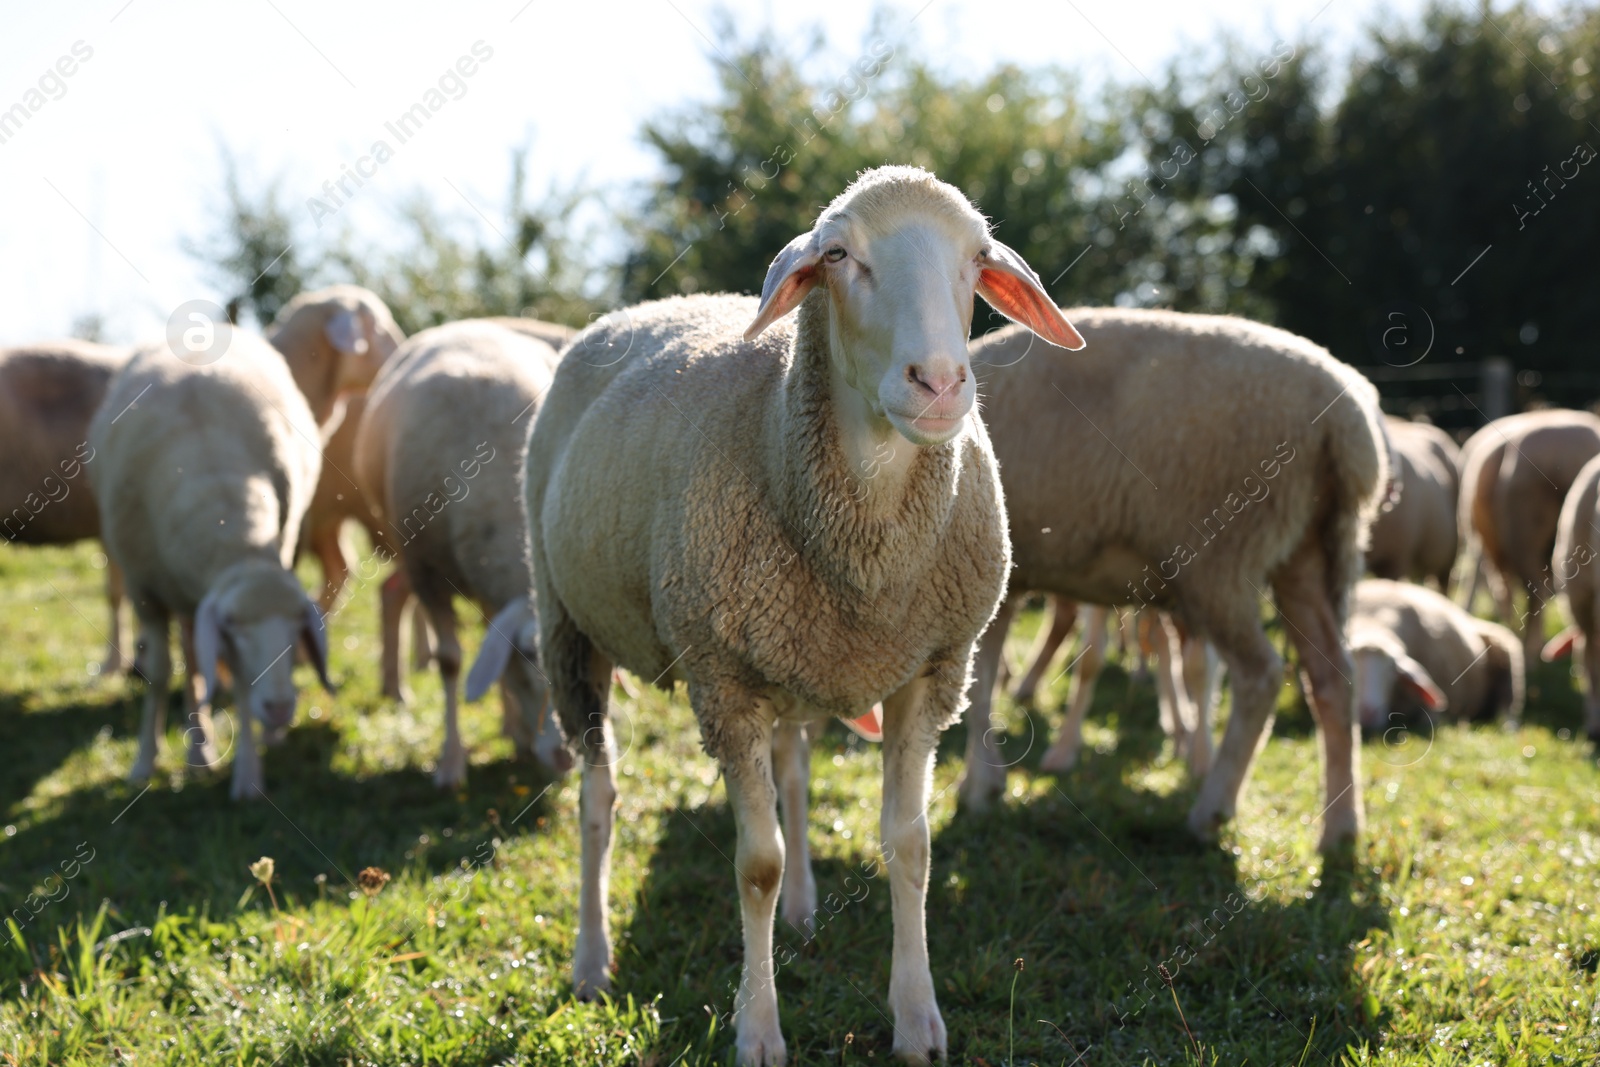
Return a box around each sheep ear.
[744,232,823,341]
[323,308,370,356]
[838,703,883,742]
[194,592,224,708]
[1394,653,1447,711]
[977,240,1086,351]
[1542,627,1578,661]
[301,598,335,694]
[466,600,523,703]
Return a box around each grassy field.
[1,539,1598,1066]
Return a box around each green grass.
[2,541,1598,1065]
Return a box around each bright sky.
[0,0,1451,345]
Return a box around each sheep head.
[195,559,334,734]
[267,286,405,422]
[743,165,1083,448]
[1349,624,1447,730]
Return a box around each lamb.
[0,340,131,670]
[958,307,1388,854]
[1542,453,1600,739]
[1455,409,1600,658]
[87,330,332,799]
[354,320,569,787]
[1348,578,1523,729]
[1367,417,1460,590]
[525,166,1083,1065]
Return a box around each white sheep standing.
[0,340,131,671]
[1543,453,1600,739]
[1367,416,1460,590]
[264,284,404,426]
[1455,409,1600,658]
[1348,578,1523,729]
[355,320,570,787]
[959,307,1388,852]
[88,330,332,798]
[525,166,1084,1065]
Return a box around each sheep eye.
[823,247,848,263]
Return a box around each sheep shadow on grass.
[617,714,1389,1065]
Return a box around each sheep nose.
[906,361,968,399]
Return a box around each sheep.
[958,307,1388,854]
[1348,578,1523,730]
[1367,417,1459,590]
[0,340,131,671]
[354,319,569,787]
[264,284,404,425]
[525,166,1084,1065]
[1455,409,1600,658]
[1542,453,1600,739]
[87,330,332,799]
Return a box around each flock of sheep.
[4,165,1599,1064]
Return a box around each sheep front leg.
[1039,605,1108,773]
[128,614,171,783]
[178,617,219,770]
[723,714,787,1066]
[1181,633,1217,778]
[881,672,948,1064]
[229,692,266,800]
[772,721,817,933]
[1011,596,1077,705]
[957,596,1015,809]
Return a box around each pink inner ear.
[838,704,883,743]
[1542,629,1577,661]
[743,262,821,341]
[1399,673,1446,711]
[978,269,1086,351]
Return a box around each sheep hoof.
[572,950,612,1002]
[1010,685,1037,707]
[955,768,1003,811]
[732,1011,790,1067]
[888,993,946,1064]
[1037,743,1081,774]
[1316,810,1362,853]
[1186,802,1228,841]
[433,762,467,790]
[229,777,267,801]
[780,871,818,933]
[127,759,155,784]
[187,739,221,770]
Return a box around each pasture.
[2,538,1596,1065]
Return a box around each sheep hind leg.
[379,568,412,703]
[424,595,466,789]
[128,612,171,783]
[882,671,949,1064]
[717,699,787,1066]
[1038,605,1107,773]
[1152,613,1191,761]
[542,601,618,1002]
[1011,596,1077,705]
[1179,625,1218,778]
[956,596,1016,809]
[102,560,128,674]
[771,721,817,935]
[1273,554,1363,850]
[1186,591,1282,841]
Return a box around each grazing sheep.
[1368,417,1460,590]
[1348,578,1523,729]
[1543,453,1600,739]
[355,320,568,787]
[0,340,131,670]
[1456,409,1600,657]
[959,308,1387,853]
[265,284,404,425]
[526,166,1083,1065]
[87,331,332,798]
